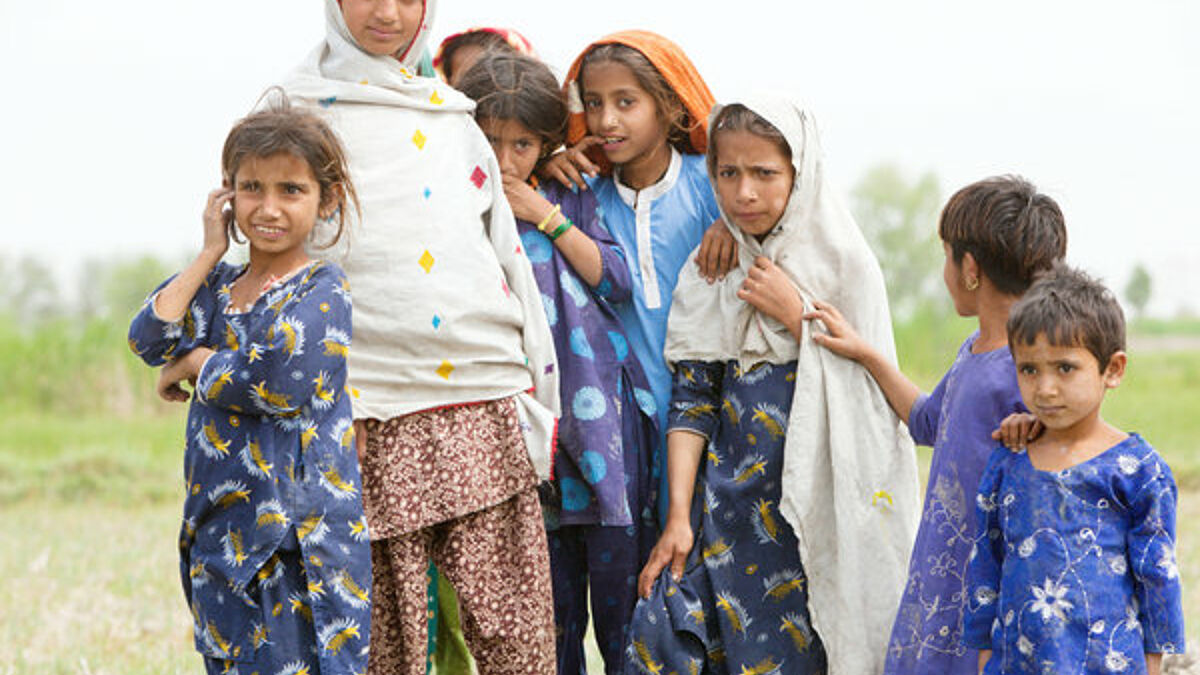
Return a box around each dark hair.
[1008,264,1126,371]
[938,175,1067,295]
[707,104,791,178]
[221,93,359,249]
[579,43,694,154]
[440,30,515,83]
[456,53,567,160]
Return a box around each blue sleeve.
[907,373,948,447]
[667,360,724,440]
[575,190,633,304]
[962,447,1008,649]
[127,269,223,366]
[195,265,352,418]
[1125,456,1186,653]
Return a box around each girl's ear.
[1103,351,1127,389]
[320,183,345,220]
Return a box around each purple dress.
[518,180,659,528]
[883,332,1026,675]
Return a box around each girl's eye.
[1018,365,1036,375]
[618,97,635,108]
[1059,363,1075,374]
[238,181,260,193]
[516,139,533,151]
[718,168,736,179]
[284,183,305,195]
[583,98,600,110]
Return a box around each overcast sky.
[2,1,1196,315]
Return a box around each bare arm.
[153,188,232,321]
[803,300,921,421]
[502,175,603,286]
[637,429,705,598]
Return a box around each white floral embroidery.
[1117,454,1140,475]
[1157,546,1179,580]
[1018,537,1037,558]
[1017,635,1034,655]
[1105,650,1130,671]
[1091,620,1106,634]
[1109,555,1128,575]
[974,586,998,606]
[1030,577,1074,623]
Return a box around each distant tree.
[96,255,176,320]
[6,255,63,324]
[1124,263,1152,319]
[850,164,943,318]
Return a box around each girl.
[629,96,920,675]
[433,26,536,86]
[966,266,1185,673]
[560,31,724,520]
[805,175,1068,675]
[457,52,660,674]
[127,101,370,675]
[279,1,559,673]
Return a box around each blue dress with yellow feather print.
[624,360,826,675]
[129,260,370,675]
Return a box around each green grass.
[1,314,1197,673]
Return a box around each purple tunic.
[883,332,1026,675]
[519,180,658,527]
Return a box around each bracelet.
[536,204,562,232]
[548,218,574,241]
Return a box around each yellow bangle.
[536,204,562,232]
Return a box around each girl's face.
[232,152,327,262]
[1013,333,1124,439]
[341,0,424,57]
[712,130,794,241]
[478,117,544,183]
[580,60,670,171]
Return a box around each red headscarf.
[563,30,715,173]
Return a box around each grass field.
[1,314,1197,673]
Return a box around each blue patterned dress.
[885,334,1026,675]
[625,360,826,675]
[129,261,372,675]
[963,434,1185,673]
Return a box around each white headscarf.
[276,0,560,478]
[666,95,920,675]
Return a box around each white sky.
[2,1,1197,315]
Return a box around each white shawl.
[278,0,559,478]
[665,95,919,675]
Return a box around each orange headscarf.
[563,30,715,174]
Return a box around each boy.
[964,265,1185,674]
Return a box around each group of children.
[127,1,1185,674]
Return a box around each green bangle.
[548,218,574,241]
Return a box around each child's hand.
[156,347,215,403]
[538,137,603,191]
[637,518,693,599]
[803,300,871,361]
[991,412,1043,450]
[500,174,554,225]
[737,256,804,338]
[695,218,738,283]
[202,188,234,257]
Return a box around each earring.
[965,276,980,291]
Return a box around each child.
[963,265,1185,674]
[433,26,536,86]
[628,95,920,675]
[559,30,724,520]
[805,175,1068,674]
[279,1,560,673]
[127,101,370,675]
[457,51,660,675]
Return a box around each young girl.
[964,265,1185,674]
[558,31,724,520]
[457,51,661,675]
[127,101,370,675]
[279,1,560,673]
[629,96,920,675]
[432,26,536,86]
[805,176,1068,674]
